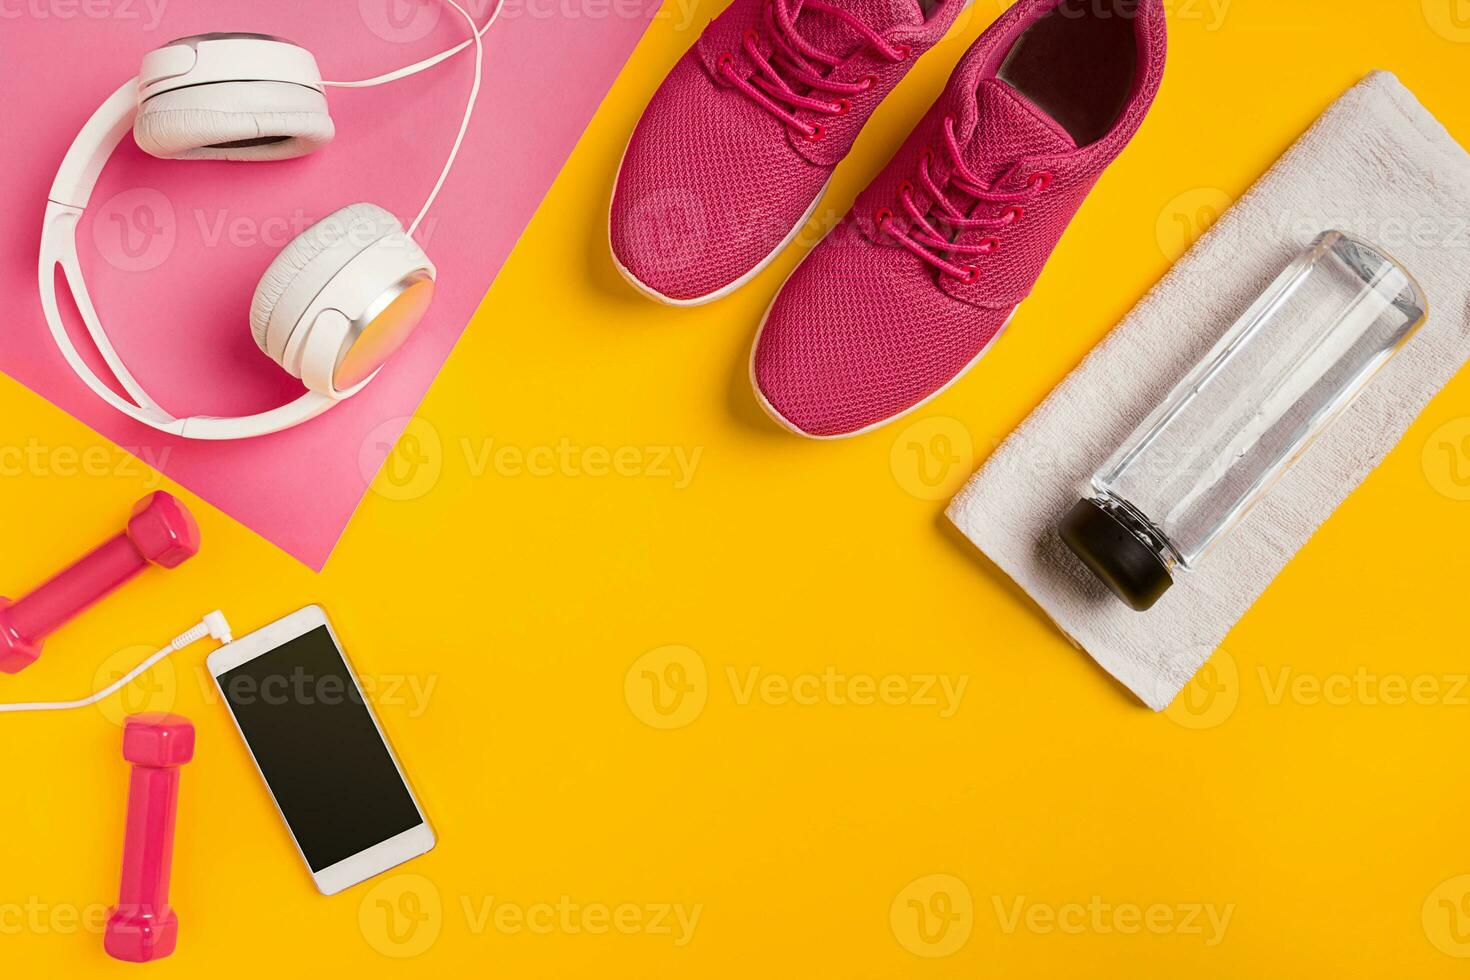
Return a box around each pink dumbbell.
[105,713,195,963]
[0,492,200,674]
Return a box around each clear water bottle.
[1060,231,1428,610]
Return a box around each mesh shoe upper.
[753,0,1168,436]
[610,0,966,303]
[610,50,834,302]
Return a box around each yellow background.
[6,0,1470,975]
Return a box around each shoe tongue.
[792,0,924,56]
[958,78,1076,184]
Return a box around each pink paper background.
[0,0,655,568]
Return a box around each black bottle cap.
[1058,498,1173,612]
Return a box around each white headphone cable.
[323,0,500,237]
[321,0,502,89]
[0,611,232,714]
[407,0,488,236]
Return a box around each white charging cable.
[323,0,502,238]
[0,611,233,714]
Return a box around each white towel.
[945,72,1470,711]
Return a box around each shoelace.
[717,0,910,141]
[875,113,1053,283]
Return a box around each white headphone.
[38,1,497,440]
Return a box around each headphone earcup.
[251,203,435,397]
[251,203,399,354]
[134,80,334,161]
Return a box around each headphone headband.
[50,78,137,209]
[40,198,335,440]
[38,4,493,440]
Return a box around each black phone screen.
[217,626,424,871]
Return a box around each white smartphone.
[207,605,435,895]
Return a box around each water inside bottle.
[1092,231,1427,567]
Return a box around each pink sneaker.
[610,0,968,305]
[752,0,1167,437]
